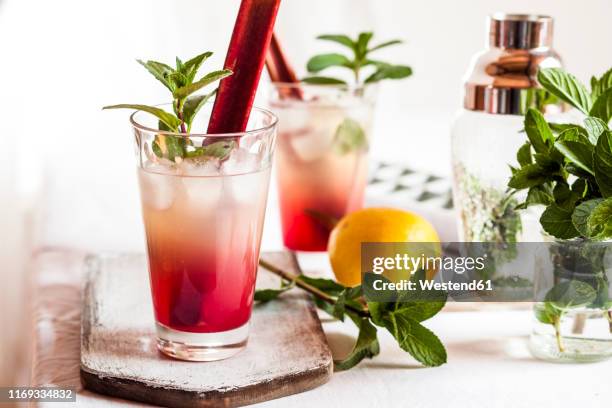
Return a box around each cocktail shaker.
[451,14,563,243]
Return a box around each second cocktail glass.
[270,83,377,251]
[132,106,277,361]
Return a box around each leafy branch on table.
[256,258,447,370]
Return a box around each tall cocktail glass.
[131,106,277,361]
[269,84,377,251]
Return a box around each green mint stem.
[179,113,187,133]
[258,258,370,318]
[176,99,187,133]
[553,316,564,352]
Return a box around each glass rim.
[489,13,552,23]
[542,231,612,244]
[270,81,375,92]
[130,104,278,138]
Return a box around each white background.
[0,0,611,252]
[0,0,611,399]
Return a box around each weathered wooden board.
[81,252,332,407]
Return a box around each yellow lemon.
[328,208,440,287]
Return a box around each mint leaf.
[173,69,232,100]
[524,109,554,153]
[302,76,347,85]
[361,272,402,304]
[316,34,355,49]
[545,280,597,311]
[254,286,292,302]
[167,71,189,89]
[594,132,612,198]
[584,117,608,145]
[298,275,346,295]
[385,313,447,367]
[556,127,589,144]
[306,32,411,86]
[540,204,579,239]
[592,68,612,100]
[356,32,374,59]
[590,87,612,124]
[365,270,447,366]
[588,198,612,239]
[526,186,554,206]
[534,302,559,325]
[394,269,447,312]
[554,140,594,175]
[517,142,533,166]
[365,64,412,84]
[166,136,188,162]
[152,139,163,158]
[393,301,446,324]
[365,271,447,323]
[367,301,388,327]
[571,178,589,198]
[368,39,403,52]
[182,51,213,82]
[175,56,184,72]
[572,199,603,237]
[187,140,236,161]
[538,68,592,114]
[183,90,217,132]
[107,51,230,137]
[593,277,612,309]
[534,152,562,172]
[508,163,549,189]
[549,123,587,135]
[255,276,296,302]
[363,59,389,69]
[306,53,352,73]
[332,290,348,321]
[552,182,580,209]
[152,134,189,162]
[137,59,176,92]
[103,104,181,131]
[333,118,367,154]
[334,316,380,371]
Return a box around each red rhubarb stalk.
[207,0,282,134]
[266,33,303,99]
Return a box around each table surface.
[30,250,611,408]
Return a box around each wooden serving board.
[81,252,333,407]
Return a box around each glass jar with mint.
[507,65,612,362]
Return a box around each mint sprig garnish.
[508,67,612,241]
[104,52,233,162]
[303,32,412,85]
[257,259,447,370]
[300,32,407,155]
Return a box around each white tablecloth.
[27,119,607,407]
[30,250,610,408]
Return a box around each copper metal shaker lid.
[464,13,563,115]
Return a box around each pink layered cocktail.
[270,84,376,251]
[140,167,270,334]
[132,107,277,361]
